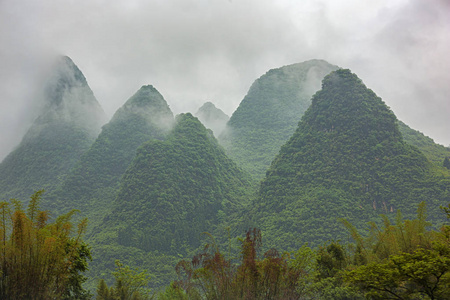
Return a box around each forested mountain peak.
[32,55,106,136]
[301,68,400,140]
[220,59,339,180]
[93,112,252,259]
[50,85,174,219]
[194,102,229,137]
[0,56,106,200]
[109,84,174,131]
[255,68,449,250]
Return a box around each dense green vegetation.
[1,57,450,298]
[0,191,92,299]
[49,85,174,228]
[88,113,253,289]
[0,123,96,201]
[220,60,339,180]
[252,69,450,250]
[0,56,105,202]
[155,203,450,299]
[398,120,450,168]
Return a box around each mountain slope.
[88,113,253,287]
[93,113,252,252]
[398,120,450,168]
[253,69,449,250]
[0,56,106,201]
[195,101,229,137]
[51,85,174,221]
[220,60,339,180]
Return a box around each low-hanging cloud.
[0,0,449,160]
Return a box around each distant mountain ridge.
[195,101,229,137]
[220,59,339,180]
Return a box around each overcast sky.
[1,0,449,160]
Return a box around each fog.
[1,0,449,160]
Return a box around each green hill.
[93,113,252,252]
[398,120,450,168]
[88,113,253,286]
[253,69,450,250]
[220,60,339,180]
[0,56,106,201]
[50,85,174,223]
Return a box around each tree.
[96,260,152,300]
[0,190,92,299]
[344,202,450,299]
[174,228,303,299]
[443,157,450,170]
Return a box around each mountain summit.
[0,56,106,200]
[33,56,106,134]
[221,60,339,180]
[254,69,449,249]
[51,85,174,218]
[94,113,252,255]
[195,101,229,137]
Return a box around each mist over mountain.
[194,102,229,137]
[252,69,449,250]
[0,55,449,293]
[49,85,174,222]
[221,59,339,180]
[0,56,106,200]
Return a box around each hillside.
[220,60,339,180]
[50,85,174,222]
[0,56,106,201]
[398,120,450,168]
[89,113,253,286]
[253,69,450,250]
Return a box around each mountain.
[398,120,450,168]
[253,69,450,250]
[220,60,339,180]
[88,113,253,286]
[0,56,106,201]
[93,113,252,252]
[50,85,174,222]
[195,101,229,137]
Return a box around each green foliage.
[86,113,253,290]
[444,157,450,170]
[398,120,450,168]
[174,228,304,299]
[344,204,450,299]
[94,113,252,256]
[0,122,95,202]
[0,56,105,204]
[96,260,152,300]
[50,85,174,227]
[156,282,188,300]
[253,68,450,251]
[0,191,92,299]
[221,60,339,180]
